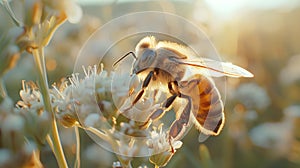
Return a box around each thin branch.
[74,127,80,168]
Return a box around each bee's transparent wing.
[171,57,254,78]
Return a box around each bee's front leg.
[123,70,154,112]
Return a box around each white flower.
[53,66,98,127]
[147,124,182,167]
[17,81,44,112]
[147,124,182,154]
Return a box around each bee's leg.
[168,95,192,152]
[123,71,154,111]
[140,81,180,128]
[139,94,177,129]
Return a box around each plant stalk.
[1,0,23,27]
[32,48,68,168]
[74,127,80,168]
[0,78,7,99]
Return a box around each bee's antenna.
[113,51,136,67]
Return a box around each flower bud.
[24,0,42,27]
[57,112,78,128]
[149,150,174,167]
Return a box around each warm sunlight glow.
[204,0,300,19]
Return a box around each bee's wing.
[171,57,254,78]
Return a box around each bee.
[113,36,253,142]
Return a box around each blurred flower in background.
[250,106,300,163]
[233,83,270,110]
[280,55,300,85]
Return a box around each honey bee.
[113,36,253,142]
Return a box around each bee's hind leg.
[139,94,177,129]
[139,80,181,128]
[168,95,192,153]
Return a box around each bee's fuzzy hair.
[135,36,157,51]
[156,40,195,58]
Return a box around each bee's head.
[132,36,157,75]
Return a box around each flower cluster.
[148,124,183,167]
[13,65,183,167]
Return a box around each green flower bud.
[149,150,174,167]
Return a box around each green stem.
[1,0,23,27]
[0,78,7,100]
[84,126,109,142]
[32,48,68,168]
[46,135,54,152]
[74,127,80,168]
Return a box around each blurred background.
[2,0,300,167]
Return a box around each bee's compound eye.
[133,49,156,74]
[140,49,156,63]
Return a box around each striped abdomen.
[179,74,224,135]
